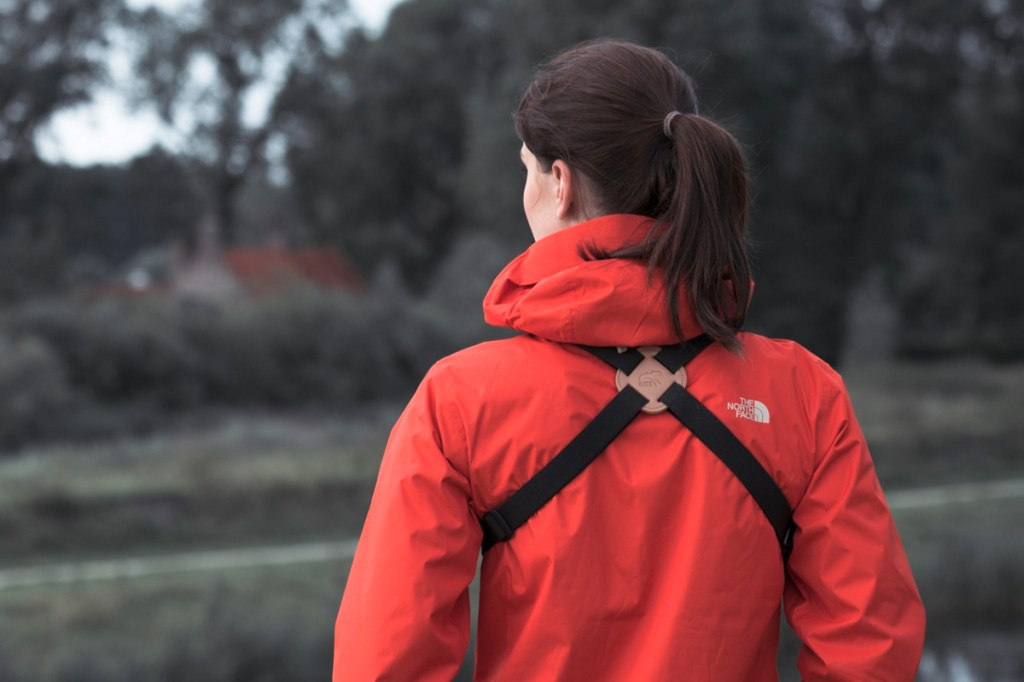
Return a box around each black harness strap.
[653,336,713,372]
[480,336,795,557]
[481,385,648,551]
[578,344,645,373]
[658,383,794,552]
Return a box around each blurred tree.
[795,0,1024,361]
[743,0,1024,363]
[0,0,1018,369]
[964,69,1024,360]
[279,0,1024,360]
[0,151,200,301]
[0,0,125,299]
[896,62,1024,360]
[129,0,350,244]
[277,0,492,285]
[0,0,124,166]
[52,151,200,265]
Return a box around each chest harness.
[480,335,797,558]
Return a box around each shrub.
[0,333,73,449]
[424,230,520,351]
[0,281,494,448]
[4,291,420,410]
[5,297,206,408]
[190,287,421,406]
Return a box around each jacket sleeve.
[334,367,481,681]
[784,378,926,681]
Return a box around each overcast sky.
[37,0,400,166]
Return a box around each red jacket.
[334,214,925,681]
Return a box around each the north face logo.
[727,397,770,424]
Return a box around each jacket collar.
[482,214,705,347]
[510,214,651,284]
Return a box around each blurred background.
[0,0,1022,680]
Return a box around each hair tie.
[663,111,683,138]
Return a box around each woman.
[334,39,925,681]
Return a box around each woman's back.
[335,214,924,680]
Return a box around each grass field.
[845,359,1024,486]
[0,359,1021,681]
[0,405,401,562]
[0,561,345,681]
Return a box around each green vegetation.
[4,0,1024,366]
[0,562,344,682]
[895,498,1024,635]
[0,407,393,680]
[0,407,397,562]
[0,256,513,451]
[844,360,1024,487]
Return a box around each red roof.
[223,248,362,294]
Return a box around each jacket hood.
[482,213,705,346]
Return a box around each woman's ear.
[550,159,576,221]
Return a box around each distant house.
[168,216,362,302]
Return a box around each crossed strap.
[480,335,796,558]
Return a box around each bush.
[0,276,506,448]
[190,286,440,406]
[424,230,520,351]
[5,297,206,408]
[2,286,459,414]
[0,333,73,449]
[181,293,366,406]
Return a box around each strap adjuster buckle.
[781,522,797,559]
[482,510,514,547]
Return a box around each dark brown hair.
[514,39,751,352]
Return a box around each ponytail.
[657,113,751,352]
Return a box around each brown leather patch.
[614,346,687,414]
